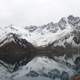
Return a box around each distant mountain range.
[0,15,80,47]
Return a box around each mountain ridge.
[0,15,80,47]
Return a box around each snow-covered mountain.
[0,15,80,47]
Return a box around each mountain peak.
[68,15,80,27]
[58,17,67,30]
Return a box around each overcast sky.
[0,0,80,26]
